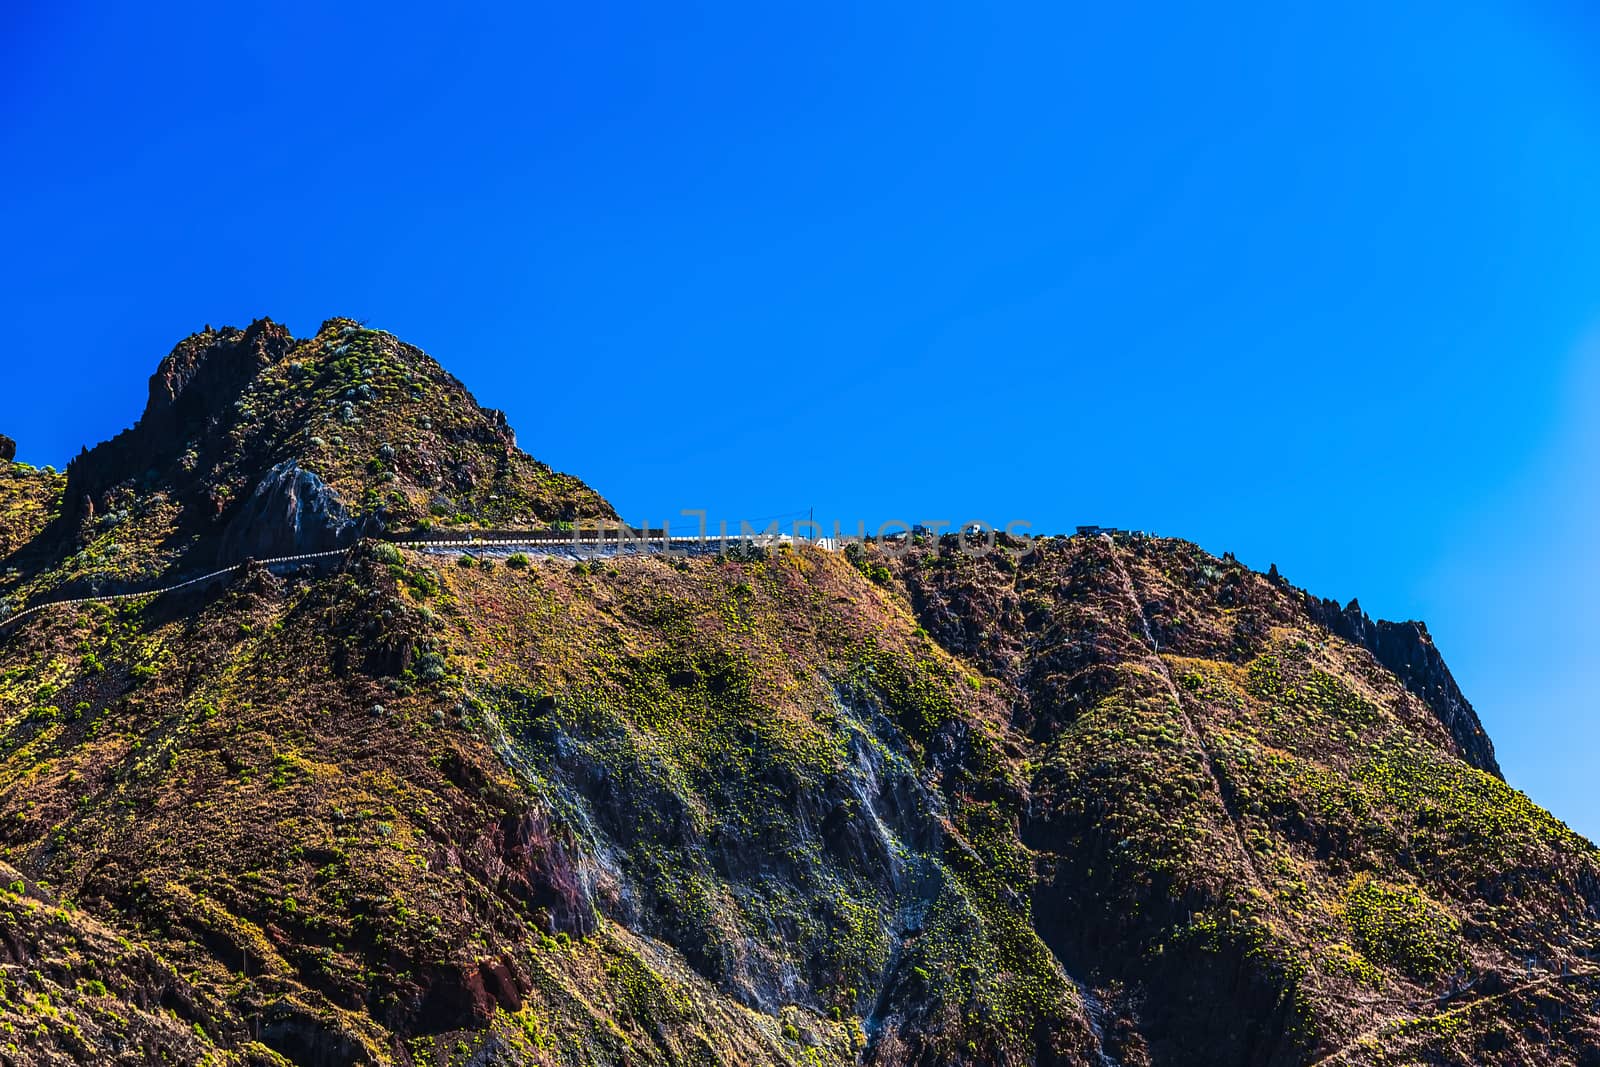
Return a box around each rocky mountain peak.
[63,318,294,517]
[141,318,292,438]
[52,318,613,573]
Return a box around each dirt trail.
[1304,966,1596,1067]
[1099,535,1338,1037]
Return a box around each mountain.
[32,317,610,598]
[0,320,1595,1067]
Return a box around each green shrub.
[402,566,441,599]
[414,652,448,682]
[845,544,893,585]
[1343,875,1462,981]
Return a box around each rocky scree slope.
[0,321,1595,1067]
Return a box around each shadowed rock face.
[216,460,363,564]
[1304,595,1502,777]
[63,318,293,519]
[0,434,15,463]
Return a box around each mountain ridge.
[0,320,1595,1067]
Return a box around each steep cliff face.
[1302,596,1501,777]
[64,319,294,521]
[0,322,1595,1067]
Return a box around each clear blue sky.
[3,3,1598,835]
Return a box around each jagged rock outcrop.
[141,319,290,447]
[64,319,292,519]
[488,809,598,937]
[216,459,364,563]
[51,318,611,580]
[0,433,15,463]
[1304,595,1501,777]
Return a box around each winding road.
[0,529,833,632]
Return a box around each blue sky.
[3,3,1598,834]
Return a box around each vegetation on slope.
[0,322,1596,1067]
[888,532,1600,1065]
